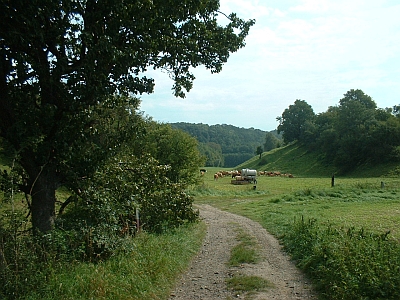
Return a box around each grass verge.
[18,222,206,300]
[283,216,400,300]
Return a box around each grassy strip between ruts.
[228,225,260,267]
[23,222,206,300]
[226,225,273,299]
[193,171,400,299]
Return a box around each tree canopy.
[264,132,280,152]
[277,89,400,172]
[0,0,254,233]
[276,99,315,144]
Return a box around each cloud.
[219,0,271,19]
[290,0,338,13]
[140,1,400,131]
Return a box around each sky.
[139,0,400,132]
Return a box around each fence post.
[136,207,140,233]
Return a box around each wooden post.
[331,174,335,187]
[136,208,140,233]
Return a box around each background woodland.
[171,123,281,168]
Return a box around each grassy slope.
[236,142,335,177]
[237,142,400,178]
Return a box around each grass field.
[191,168,400,239]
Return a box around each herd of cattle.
[203,170,294,180]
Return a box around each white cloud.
[219,0,271,19]
[140,1,400,131]
[290,0,334,13]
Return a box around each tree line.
[171,123,281,167]
[277,89,400,173]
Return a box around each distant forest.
[170,123,281,167]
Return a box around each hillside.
[170,122,281,168]
[238,142,400,178]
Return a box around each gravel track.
[169,204,317,300]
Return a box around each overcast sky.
[139,0,400,132]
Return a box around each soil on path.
[169,204,317,300]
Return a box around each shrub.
[56,154,198,260]
[0,152,200,298]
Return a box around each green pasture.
[192,167,400,239]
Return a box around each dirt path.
[169,204,317,300]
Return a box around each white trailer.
[241,168,257,183]
[231,169,257,185]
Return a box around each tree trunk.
[30,167,57,233]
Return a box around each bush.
[57,153,198,259]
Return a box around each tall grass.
[284,217,400,299]
[0,222,206,300]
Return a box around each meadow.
[191,168,400,238]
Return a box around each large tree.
[0,0,254,232]
[313,89,400,170]
[276,99,315,144]
[334,89,399,168]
